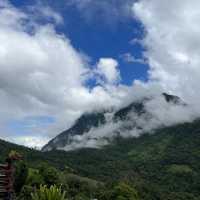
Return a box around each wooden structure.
[0,162,14,200]
[0,152,22,200]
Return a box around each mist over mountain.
[42,92,197,152]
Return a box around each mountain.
[42,93,184,151]
[42,112,106,151]
[1,94,200,199]
[53,120,200,199]
[162,92,182,104]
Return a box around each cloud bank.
[133,0,200,106]
[59,91,199,151]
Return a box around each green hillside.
[1,120,200,199]
[46,120,200,199]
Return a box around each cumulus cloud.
[133,0,200,107]
[0,0,127,148]
[96,58,121,84]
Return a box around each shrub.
[39,163,60,186]
[111,182,140,200]
[31,185,67,200]
[14,161,28,194]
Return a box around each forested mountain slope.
[1,119,200,199]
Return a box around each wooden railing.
[0,163,14,200]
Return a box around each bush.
[26,168,45,187]
[111,182,140,200]
[31,185,67,200]
[14,161,28,194]
[39,163,60,186]
[17,185,34,200]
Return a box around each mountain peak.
[42,93,185,152]
[162,93,181,103]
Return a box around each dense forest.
[1,120,200,199]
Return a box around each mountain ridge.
[42,93,184,151]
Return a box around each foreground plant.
[31,185,67,200]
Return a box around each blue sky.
[10,0,148,85]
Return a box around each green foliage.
[61,173,99,198]
[9,150,22,160]
[74,193,90,200]
[38,163,60,186]
[26,168,44,187]
[111,182,139,200]
[14,161,28,194]
[31,185,67,200]
[2,120,200,199]
[17,185,34,200]
[167,164,193,175]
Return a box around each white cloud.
[60,92,199,151]
[10,136,49,149]
[26,1,63,25]
[133,0,200,108]
[96,58,121,84]
[120,52,147,64]
[129,38,143,46]
[0,1,126,148]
